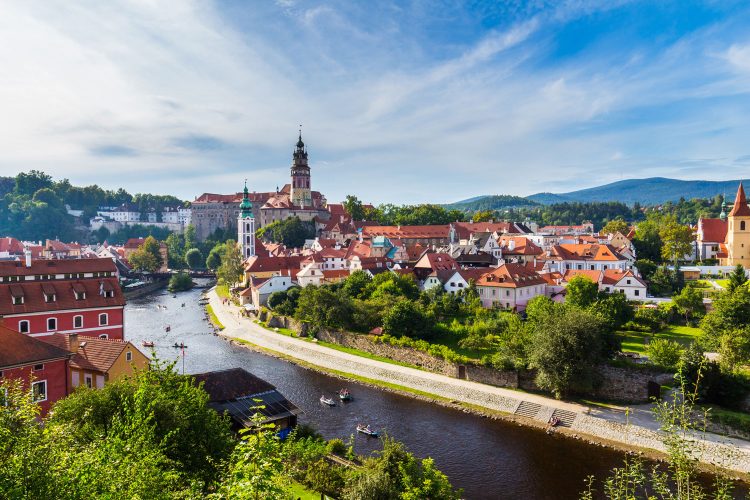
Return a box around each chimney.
[24,249,31,267]
[69,333,80,353]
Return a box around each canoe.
[339,390,352,401]
[356,424,379,437]
[142,341,154,347]
[320,396,336,406]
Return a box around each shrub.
[326,438,347,456]
[646,339,683,370]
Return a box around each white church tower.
[238,180,255,259]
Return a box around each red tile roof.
[562,269,602,284]
[0,277,124,316]
[547,244,625,262]
[476,264,547,288]
[0,324,72,369]
[497,235,543,256]
[699,218,727,243]
[40,334,138,372]
[602,269,646,287]
[0,237,24,255]
[244,255,304,274]
[729,183,750,217]
[0,258,117,277]
[362,225,450,239]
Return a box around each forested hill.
[527,177,746,205]
[0,170,186,242]
[443,194,538,212]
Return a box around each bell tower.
[290,128,312,207]
[238,180,255,260]
[724,182,750,265]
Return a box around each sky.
[2,1,750,204]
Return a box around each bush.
[382,300,435,340]
[167,271,193,292]
[646,338,683,370]
[326,438,347,456]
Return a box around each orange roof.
[41,334,140,373]
[729,183,750,217]
[362,225,450,239]
[698,218,727,243]
[548,243,625,262]
[562,269,602,283]
[602,269,646,287]
[476,263,547,288]
[497,235,543,256]
[244,255,304,273]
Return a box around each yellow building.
[720,183,750,266]
[42,333,150,389]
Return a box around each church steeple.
[237,179,255,260]
[239,180,253,218]
[729,182,750,217]
[290,127,311,208]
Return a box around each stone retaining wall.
[267,315,665,403]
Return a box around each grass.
[617,325,702,355]
[692,280,713,289]
[715,279,729,289]
[255,322,421,370]
[429,331,486,361]
[205,304,225,330]
[215,284,231,299]
[288,481,320,500]
[705,405,750,434]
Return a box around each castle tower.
[238,180,255,260]
[723,182,750,265]
[290,129,312,207]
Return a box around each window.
[74,315,83,328]
[18,320,29,333]
[98,334,108,339]
[634,289,640,296]
[47,318,57,331]
[44,293,55,302]
[99,313,108,326]
[84,375,93,388]
[12,296,23,305]
[31,380,47,402]
[626,279,631,285]
[742,221,746,231]
[74,291,86,300]
[126,351,132,362]
[33,364,44,371]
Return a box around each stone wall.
[315,329,460,378]
[269,315,664,403]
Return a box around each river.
[123,283,739,499]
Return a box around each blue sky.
[1,1,750,204]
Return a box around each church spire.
[239,179,252,217]
[729,182,750,217]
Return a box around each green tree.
[635,258,657,282]
[528,307,612,398]
[646,339,683,370]
[632,215,663,263]
[593,292,634,330]
[382,300,434,339]
[185,248,204,269]
[295,285,353,332]
[14,170,52,196]
[672,285,705,323]
[343,194,365,221]
[129,247,160,273]
[700,286,750,369]
[206,243,225,270]
[600,218,629,235]
[658,215,694,264]
[726,264,747,293]
[565,275,599,309]
[168,271,193,292]
[648,266,678,297]
[217,240,243,286]
[256,216,315,248]
[184,223,197,251]
[471,209,495,222]
[342,269,372,299]
[165,232,186,269]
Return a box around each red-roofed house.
[0,237,24,259]
[561,269,647,300]
[0,258,126,340]
[497,235,543,264]
[697,218,728,261]
[40,333,149,390]
[542,243,628,273]
[0,324,72,415]
[475,264,547,311]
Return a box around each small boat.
[356,424,379,437]
[338,389,352,401]
[173,342,188,349]
[320,395,336,406]
[181,303,186,307]
[172,294,177,298]
[165,326,171,332]
[141,340,155,348]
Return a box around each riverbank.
[207,288,750,478]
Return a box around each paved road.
[209,289,750,474]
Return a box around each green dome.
[240,181,253,216]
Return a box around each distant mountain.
[528,177,745,205]
[445,194,539,212]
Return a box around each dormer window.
[74,291,86,300]
[44,293,56,302]
[12,296,23,305]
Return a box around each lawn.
[715,279,729,289]
[692,280,713,288]
[288,481,320,500]
[205,304,225,330]
[617,325,702,355]
[215,284,231,299]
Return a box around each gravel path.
[209,289,750,474]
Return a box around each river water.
[123,284,740,499]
